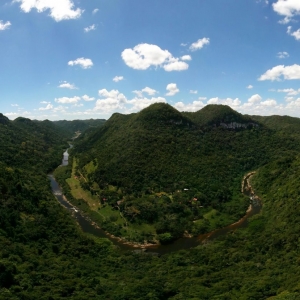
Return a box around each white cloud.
[55,96,81,104]
[180,43,187,46]
[121,43,189,72]
[127,97,166,111]
[277,51,289,58]
[277,88,300,95]
[247,85,254,89]
[285,96,295,102]
[82,95,95,101]
[273,0,300,23]
[164,60,189,72]
[94,88,165,114]
[189,38,210,51]
[4,112,18,118]
[40,101,50,104]
[166,83,179,96]
[258,64,300,81]
[261,99,277,106]
[190,90,198,94]
[39,103,53,111]
[11,104,19,107]
[84,24,96,32]
[68,57,93,69]
[53,105,67,112]
[14,0,83,22]
[248,94,262,104]
[95,89,127,112]
[181,55,192,61]
[174,100,205,112]
[113,76,124,82]
[0,20,11,30]
[287,26,300,40]
[58,81,78,89]
[92,8,99,14]
[133,87,158,98]
[207,97,241,108]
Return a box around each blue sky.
[1,0,300,120]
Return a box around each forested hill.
[53,118,106,135]
[0,115,68,172]
[73,103,292,196]
[66,103,300,241]
[3,107,300,298]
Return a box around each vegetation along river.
[48,149,262,255]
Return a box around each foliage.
[2,106,300,299]
[71,103,300,239]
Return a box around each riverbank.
[50,157,262,252]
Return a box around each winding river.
[49,149,262,255]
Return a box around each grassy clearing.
[66,159,101,211]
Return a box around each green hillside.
[66,104,300,242]
[184,104,255,127]
[2,107,300,298]
[53,118,106,135]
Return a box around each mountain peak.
[186,104,257,129]
[134,103,194,128]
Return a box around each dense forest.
[2,106,300,299]
[64,104,300,243]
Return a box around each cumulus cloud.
[11,104,19,107]
[0,20,11,30]
[166,83,179,96]
[84,24,96,32]
[277,88,300,96]
[259,64,300,81]
[95,89,127,112]
[248,94,262,104]
[277,51,289,58]
[174,100,205,112]
[4,112,18,118]
[127,97,166,111]
[190,90,198,94]
[113,76,124,82]
[93,88,166,114]
[39,103,53,111]
[164,60,189,72]
[261,99,277,106]
[207,97,241,108]
[181,55,192,61]
[14,0,83,22]
[247,85,254,89]
[189,38,210,51]
[82,95,95,101]
[92,8,99,14]
[58,81,78,89]
[121,43,189,72]
[68,57,93,69]
[55,96,81,104]
[273,0,300,23]
[287,26,300,40]
[133,87,158,98]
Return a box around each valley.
[2,105,300,299]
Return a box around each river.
[49,149,262,255]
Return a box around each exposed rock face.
[219,122,259,129]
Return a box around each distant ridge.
[184,104,258,128]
